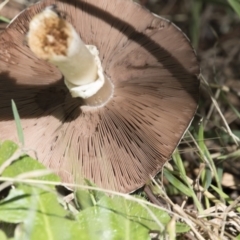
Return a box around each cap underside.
[0,0,200,193]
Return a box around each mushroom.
[0,0,200,193]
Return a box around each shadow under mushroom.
[0,71,82,122]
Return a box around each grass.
[0,0,10,23]
[1,0,240,239]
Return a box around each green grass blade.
[190,0,203,48]
[217,149,240,160]
[228,0,240,17]
[210,185,232,203]
[11,100,24,146]
[172,150,186,176]
[0,16,10,23]
[163,168,192,197]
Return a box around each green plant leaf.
[0,185,69,225]
[74,179,106,210]
[2,154,60,182]
[75,188,94,210]
[0,230,7,240]
[17,185,80,240]
[0,141,83,239]
[84,178,105,201]
[0,141,18,166]
[0,185,82,240]
[0,188,31,223]
[0,141,60,182]
[76,195,189,240]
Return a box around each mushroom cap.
[0,0,200,193]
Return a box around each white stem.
[53,35,98,86]
[27,6,106,99]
